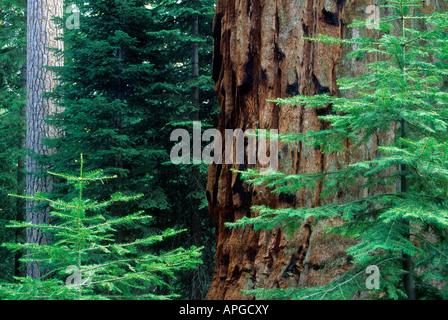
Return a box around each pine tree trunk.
[189,13,204,300]
[206,0,393,299]
[400,117,416,299]
[192,13,200,110]
[26,0,63,279]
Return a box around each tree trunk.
[26,0,63,279]
[192,13,200,111]
[400,117,416,299]
[189,13,205,300]
[205,0,392,300]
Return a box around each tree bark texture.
[205,0,401,300]
[26,0,63,279]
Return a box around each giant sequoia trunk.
[26,0,63,279]
[206,0,392,299]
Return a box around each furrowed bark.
[26,0,63,279]
[206,0,394,300]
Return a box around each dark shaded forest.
[0,0,448,303]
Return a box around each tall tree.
[25,0,63,279]
[230,0,448,300]
[205,0,388,299]
[207,0,448,300]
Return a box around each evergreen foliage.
[0,0,26,281]
[43,0,216,298]
[0,155,202,300]
[228,0,448,300]
[146,0,218,299]
[0,0,217,298]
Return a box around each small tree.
[229,0,448,300]
[0,154,202,300]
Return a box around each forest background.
[0,0,447,301]
[0,0,218,300]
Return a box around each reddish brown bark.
[205,0,390,300]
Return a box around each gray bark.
[26,0,63,279]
